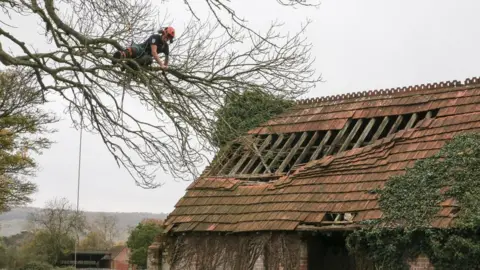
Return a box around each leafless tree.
[79,213,119,250]
[91,213,119,246]
[0,0,322,188]
[180,0,321,39]
[28,197,87,234]
[27,197,87,264]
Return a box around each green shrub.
[19,261,53,270]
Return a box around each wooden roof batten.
[204,76,480,181]
[207,108,440,181]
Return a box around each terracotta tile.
[440,198,457,206]
[173,222,193,232]
[165,84,480,232]
[431,218,442,228]
[280,221,300,230]
[211,223,230,232]
[331,203,345,212]
[364,200,378,210]
[323,203,335,212]
[438,207,454,217]
[303,212,325,223]
[438,217,453,228]
[351,201,369,211]
[260,203,275,212]
[364,210,383,219]
[437,107,456,116]
[353,211,367,221]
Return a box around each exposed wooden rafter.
[209,108,440,179]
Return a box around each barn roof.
[163,76,480,233]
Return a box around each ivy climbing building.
[147,76,480,270]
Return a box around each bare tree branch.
[179,0,321,41]
[0,0,321,188]
[27,197,87,265]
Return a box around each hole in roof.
[363,117,382,142]
[208,108,440,180]
[322,212,355,223]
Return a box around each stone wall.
[147,242,162,270]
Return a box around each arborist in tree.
[112,26,175,71]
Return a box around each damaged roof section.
[207,102,440,181]
[164,77,480,233]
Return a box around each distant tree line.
[0,197,122,269]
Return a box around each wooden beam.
[353,118,376,148]
[230,173,282,180]
[228,137,261,175]
[240,134,273,174]
[339,119,364,152]
[267,133,297,173]
[292,131,320,167]
[252,134,285,174]
[276,132,308,173]
[387,115,403,136]
[295,224,361,232]
[426,111,433,119]
[405,112,418,129]
[309,130,332,161]
[217,145,243,175]
[320,221,354,225]
[206,142,234,175]
[325,119,352,156]
[371,116,390,141]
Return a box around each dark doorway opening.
[307,232,368,270]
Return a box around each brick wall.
[409,254,434,270]
[111,247,131,270]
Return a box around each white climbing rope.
[119,20,134,127]
[73,105,83,267]
[73,38,87,268]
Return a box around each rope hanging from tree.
[73,36,87,268]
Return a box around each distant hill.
[0,207,168,242]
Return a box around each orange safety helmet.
[162,26,175,41]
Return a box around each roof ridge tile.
[296,77,476,106]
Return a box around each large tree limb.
[0,0,322,188]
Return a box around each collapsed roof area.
[163,77,480,233]
[208,108,439,181]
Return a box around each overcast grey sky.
[3,0,480,214]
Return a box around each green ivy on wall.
[346,132,480,270]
